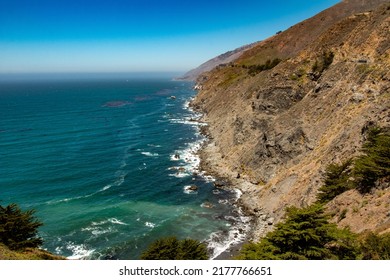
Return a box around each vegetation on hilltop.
[0,203,63,260]
[242,58,282,76]
[0,203,43,250]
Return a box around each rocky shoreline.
[192,107,277,258]
[199,139,273,239]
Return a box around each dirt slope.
[192,0,390,239]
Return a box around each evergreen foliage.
[354,127,390,193]
[177,238,209,260]
[317,160,354,203]
[140,236,208,260]
[317,126,389,199]
[0,203,43,250]
[244,58,282,76]
[237,204,359,260]
[360,232,390,260]
[312,51,334,74]
[327,227,361,260]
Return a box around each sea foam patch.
[183,185,198,194]
[207,208,252,260]
[169,139,203,174]
[145,222,156,228]
[65,242,95,260]
[141,151,159,157]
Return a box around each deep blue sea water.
[0,74,249,259]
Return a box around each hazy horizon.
[0,0,340,74]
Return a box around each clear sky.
[0,0,340,74]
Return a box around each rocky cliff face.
[192,0,390,238]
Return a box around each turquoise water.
[0,74,247,259]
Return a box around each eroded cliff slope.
[192,0,390,238]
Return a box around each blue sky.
[0,0,340,73]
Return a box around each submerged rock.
[201,202,214,209]
[188,185,198,191]
[214,180,227,188]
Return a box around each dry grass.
[0,243,65,260]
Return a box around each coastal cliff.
[178,42,259,81]
[191,0,390,240]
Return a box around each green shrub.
[237,204,359,260]
[360,232,390,260]
[0,203,43,250]
[246,58,281,76]
[140,237,208,260]
[328,227,361,260]
[317,160,354,203]
[311,51,334,78]
[354,127,390,193]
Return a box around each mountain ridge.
[177,42,259,81]
[191,0,390,240]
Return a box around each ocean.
[0,73,249,259]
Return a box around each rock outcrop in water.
[191,0,390,239]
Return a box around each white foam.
[81,224,112,237]
[65,242,95,260]
[46,168,127,205]
[101,185,111,191]
[207,207,252,260]
[147,144,162,148]
[141,151,159,157]
[218,199,229,204]
[169,139,204,178]
[169,116,206,127]
[234,188,243,200]
[91,228,114,236]
[183,99,191,110]
[145,222,155,228]
[90,218,127,227]
[108,218,127,225]
[169,172,190,178]
[46,192,95,205]
[183,185,198,194]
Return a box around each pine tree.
[354,127,390,193]
[140,237,208,260]
[237,204,359,260]
[317,160,354,203]
[360,232,390,260]
[0,203,43,250]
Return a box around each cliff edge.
[191,0,390,240]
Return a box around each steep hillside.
[177,42,258,81]
[192,0,390,240]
